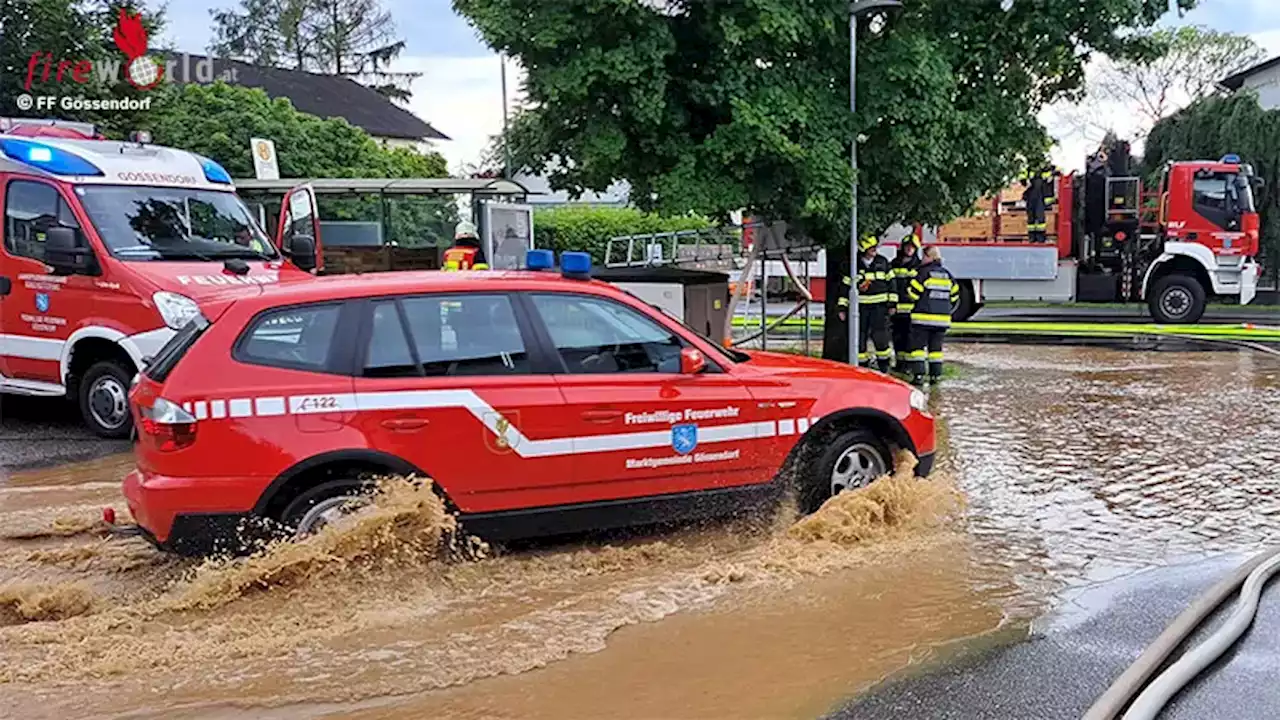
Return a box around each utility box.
[593,266,730,340]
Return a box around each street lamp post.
[847,0,902,366]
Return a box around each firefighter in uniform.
[855,234,894,371]
[905,245,959,385]
[889,233,921,371]
[442,220,489,271]
[1022,165,1054,244]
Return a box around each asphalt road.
[830,554,1280,720]
[0,396,129,473]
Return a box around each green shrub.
[533,206,714,263]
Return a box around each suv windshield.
[75,185,278,261]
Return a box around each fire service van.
[0,118,322,437]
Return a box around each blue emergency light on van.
[561,251,592,278]
[197,155,232,184]
[525,249,555,270]
[0,138,103,176]
[1222,154,1242,164]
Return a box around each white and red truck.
[888,147,1263,323]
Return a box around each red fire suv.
[122,257,935,554]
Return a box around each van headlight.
[909,388,928,412]
[153,292,202,330]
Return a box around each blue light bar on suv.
[526,249,554,270]
[1221,154,1242,164]
[197,155,232,184]
[561,251,592,278]
[0,138,103,176]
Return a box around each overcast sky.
[157,0,1280,174]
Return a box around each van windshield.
[75,185,279,262]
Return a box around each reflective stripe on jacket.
[856,254,895,305]
[890,254,920,313]
[906,261,959,328]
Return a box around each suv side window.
[363,294,530,377]
[363,300,420,378]
[237,304,342,372]
[531,293,684,374]
[4,180,84,262]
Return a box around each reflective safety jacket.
[442,245,489,271]
[890,253,920,313]
[906,260,959,328]
[854,254,895,305]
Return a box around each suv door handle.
[581,409,623,423]
[0,276,10,296]
[381,417,429,431]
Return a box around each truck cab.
[1143,157,1261,322]
[0,119,321,437]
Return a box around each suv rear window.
[235,304,342,372]
[144,316,209,382]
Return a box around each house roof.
[1221,56,1280,91]
[167,53,448,141]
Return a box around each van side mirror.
[45,227,96,276]
[680,347,707,375]
[290,235,317,272]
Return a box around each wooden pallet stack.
[321,246,441,275]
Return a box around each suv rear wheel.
[280,479,371,537]
[79,359,134,439]
[796,429,891,514]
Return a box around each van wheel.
[280,479,371,537]
[1148,274,1206,324]
[79,360,134,439]
[797,429,891,514]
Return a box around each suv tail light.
[138,397,197,452]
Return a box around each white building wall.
[1242,65,1280,110]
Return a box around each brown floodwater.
[1,344,1277,720]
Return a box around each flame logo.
[113,8,148,59]
[113,8,163,89]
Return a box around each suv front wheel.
[796,429,891,514]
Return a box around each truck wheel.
[280,479,371,537]
[78,360,135,439]
[797,429,891,514]
[1148,274,1206,324]
[951,280,977,322]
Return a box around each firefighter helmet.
[454,220,479,241]
[858,234,879,252]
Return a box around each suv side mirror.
[290,235,317,272]
[680,347,707,375]
[45,227,96,276]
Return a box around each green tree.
[210,0,314,70]
[210,0,420,101]
[455,0,1195,359]
[143,81,453,247]
[0,0,159,135]
[1066,25,1264,140]
[142,81,445,177]
[1143,92,1280,284]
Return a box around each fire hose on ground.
[1084,545,1280,720]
